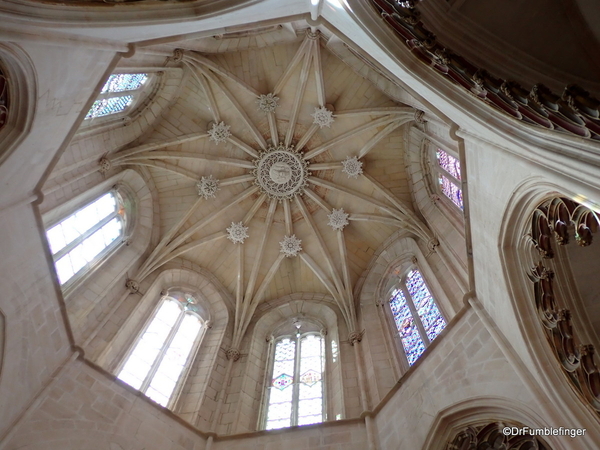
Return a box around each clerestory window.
[86,73,149,119]
[46,190,127,286]
[117,292,205,409]
[434,148,463,210]
[389,268,446,365]
[264,332,325,430]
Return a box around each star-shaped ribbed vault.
[105,29,433,347]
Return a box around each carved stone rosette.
[528,197,600,413]
[226,348,241,362]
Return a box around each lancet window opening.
[389,267,446,366]
[434,148,463,210]
[264,331,325,430]
[45,189,127,286]
[86,73,149,120]
[117,291,206,409]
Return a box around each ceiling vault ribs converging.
[105,30,434,345]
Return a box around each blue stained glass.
[406,270,446,343]
[86,96,133,119]
[436,149,461,180]
[390,289,425,365]
[101,73,148,94]
[439,175,463,210]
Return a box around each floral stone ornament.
[227,222,249,244]
[208,121,231,144]
[341,156,363,178]
[311,106,335,128]
[327,208,349,231]
[280,234,302,257]
[253,143,310,201]
[257,93,280,113]
[196,175,220,199]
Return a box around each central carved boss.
[253,144,309,200]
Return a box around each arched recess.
[97,266,231,422]
[422,397,564,450]
[357,233,458,405]
[0,43,36,168]
[499,177,600,437]
[227,293,347,435]
[42,168,155,342]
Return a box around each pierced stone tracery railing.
[445,422,551,450]
[0,67,8,134]
[528,197,600,413]
[370,0,600,140]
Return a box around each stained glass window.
[118,293,204,409]
[389,268,446,366]
[436,149,463,210]
[46,191,126,286]
[85,73,149,120]
[265,333,324,430]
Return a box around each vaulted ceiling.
[45,23,433,346]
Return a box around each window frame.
[83,71,155,125]
[262,330,326,430]
[116,291,207,410]
[431,146,463,211]
[45,186,132,291]
[385,263,447,369]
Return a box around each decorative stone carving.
[348,330,364,346]
[208,121,231,144]
[446,422,550,449]
[327,208,349,231]
[280,234,302,257]
[226,348,241,361]
[253,143,310,201]
[414,110,426,124]
[528,196,600,414]
[98,157,112,174]
[196,175,220,199]
[371,0,600,140]
[0,68,7,133]
[226,222,249,244]
[341,156,363,178]
[311,106,335,128]
[170,48,184,63]
[125,279,140,294]
[257,93,279,113]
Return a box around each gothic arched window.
[45,189,127,286]
[264,331,325,429]
[86,73,149,119]
[389,268,446,365]
[117,292,205,408]
[434,148,463,210]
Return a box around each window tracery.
[86,73,149,119]
[45,190,127,286]
[0,66,7,133]
[117,291,205,409]
[389,268,446,365]
[435,148,463,210]
[528,196,600,414]
[264,330,325,429]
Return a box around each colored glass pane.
[265,334,324,430]
[101,73,148,94]
[439,174,463,210]
[86,95,133,119]
[436,149,461,180]
[118,299,203,409]
[390,289,425,365]
[406,270,446,342]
